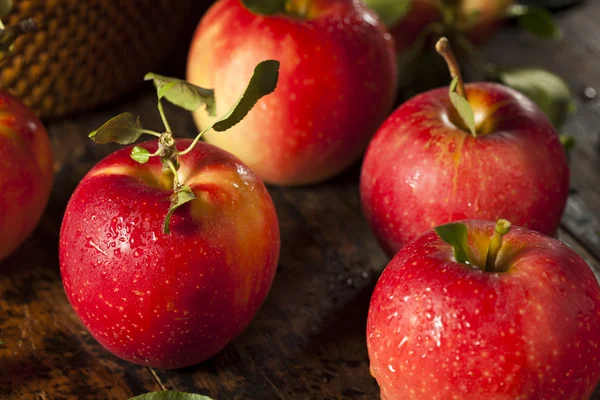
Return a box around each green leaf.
[240,0,286,16]
[0,0,12,18]
[164,185,196,234]
[560,134,575,153]
[499,68,574,128]
[508,5,561,39]
[145,73,216,116]
[434,222,471,265]
[211,60,279,132]
[449,77,476,136]
[89,113,144,145]
[129,392,215,400]
[364,0,412,27]
[130,146,151,163]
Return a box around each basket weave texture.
[1,0,194,119]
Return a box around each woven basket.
[0,0,196,119]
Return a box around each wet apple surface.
[59,140,280,369]
[361,82,569,257]
[2,2,600,399]
[367,220,600,399]
[0,91,53,262]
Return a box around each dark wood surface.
[2,1,600,399]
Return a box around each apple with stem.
[187,0,397,185]
[360,37,569,257]
[59,61,281,368]
[367,219,600,399]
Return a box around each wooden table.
[2,2,600,399]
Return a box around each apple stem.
[286,0,311,17]
[139,129,162,138]
[157,100,172,134]
[485,219,511,272]
[435,37,466,99]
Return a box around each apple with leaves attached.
[367,219,600,399]
[360,38,569,256]
[187,0,397,185]
[59,61,281,368]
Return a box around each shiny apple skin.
[0,91,53,262]
[367,220,600,400]
[187,0,397,186]
[360,82,569,257]
[59,140,280,369]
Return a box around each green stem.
[177,127,211,156]
[157,100,172,133]
[485,219,511,272]
[139,129,162,137]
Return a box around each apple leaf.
[164,185,196,234]
[240,0,286,15]
[499,68,574,128]
[130,146,151,164]
[449,77,476,137]
[560,134,575,154]
[211,60,280,132]
[145,73,216,116]
[0,0,12,18]
[364,0,412,27]
[434,222,471,265]
[129,392,215,400]
[89,113,145,145]
[507,5,561,39]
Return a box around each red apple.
[386,0,443,53]
[367,0,513,54]
[367,219,600,399]
[59,139,280,369]
[459,0,514,46]
[187,0,397,185]
[0,91,53,262]
[360,79,569,256]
